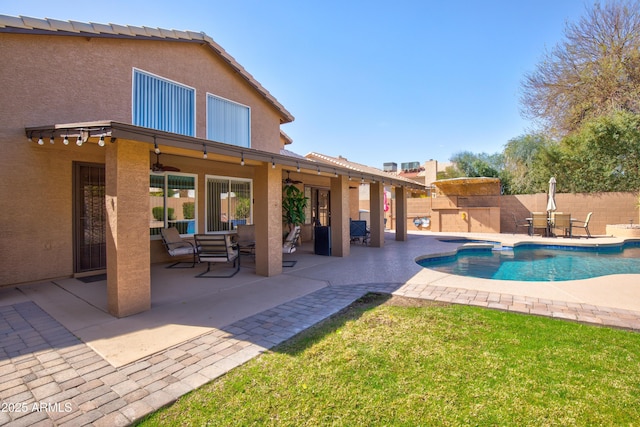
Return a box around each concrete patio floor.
[2,231,640,426]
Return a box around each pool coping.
[409,232,640,314]
[417,236,640,280]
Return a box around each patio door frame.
[308,186,331,227]
[73,162,107,274]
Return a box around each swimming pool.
[418,241,640,281]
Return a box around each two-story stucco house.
[0,15,422,317]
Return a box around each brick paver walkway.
[2,282,639,426]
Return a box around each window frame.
[205,175,253,233]
[150,172,198,239]
[133,68,196,137]
[206,93,251,148]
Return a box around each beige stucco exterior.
[0,23,292,316]
[0,16,422,317]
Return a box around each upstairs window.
[133,69,195,136]
[207,94,250,147]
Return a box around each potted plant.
[282,185,308,233]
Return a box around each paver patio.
[1,231,639,426]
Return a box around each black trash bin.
[314,226,331,256]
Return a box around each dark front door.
[74,163,106,273]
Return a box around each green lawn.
[138,293,640,426]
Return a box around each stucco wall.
[387,192,638,236]
[0,33,283,150]
[0,32,287,286]
[501,192,638,236]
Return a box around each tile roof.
[305,152,424,188]
[0,14,294,124]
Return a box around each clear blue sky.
[3,1,590,168]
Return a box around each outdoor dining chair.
[235,224,256,257]
[512,213,530,234]
[551,212,572,237]
[160,227,197,268]
[571,212,593,238]
[194,234,240,278]
[530,212,549,236]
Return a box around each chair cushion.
[168,246,194,256]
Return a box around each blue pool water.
[418,242,640,281]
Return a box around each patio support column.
[254,162,282,276]
[330,175,350,257]
[369,181,384,248]
[395,186,407,241]
[105,140,151,318]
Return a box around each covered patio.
[23,121,424,319]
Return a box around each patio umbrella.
[547,176,557,213]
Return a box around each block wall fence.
[380,192,638,236]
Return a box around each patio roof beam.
[25,121,426,190]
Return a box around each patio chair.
[283,226,301,267]
[194,234,240,278]
[530,212,549,237]
[551,212,572,237]
[235,224,256,257]
[283,226,301,254]
[160,227,197,268]
[512,213,530,234]
[571,212,593,238]
[350,219,369,245]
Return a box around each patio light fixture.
[49,133,55,144]
[76,135,83,146]
[240,152,245,166]
[202,144,208,159]
[154,136,160,154]
[37,135,44,145]
[98,134,105,147]
[63,134,69,145]
[271,157,275,169]
[296,162,300,172]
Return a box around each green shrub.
[183,202,195,219]
[152,207,174,221]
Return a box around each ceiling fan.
[283,170,302,185]
[152,153,181,172]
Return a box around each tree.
[449,151,503,178]
[552,110,640,192]
[502,133,551,194]
[521,1,640,136]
